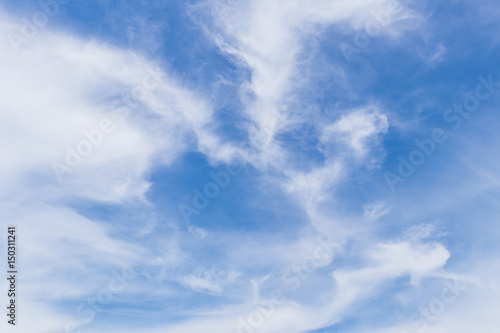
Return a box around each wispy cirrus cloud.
[1,0,500,332]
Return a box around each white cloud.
[322,107,389,158]
[364,200,391,221]
[190,0,413,170]
[0,7,221,332]
[3,2,492,333]
[0,10,222,203]
[179,267,241,294]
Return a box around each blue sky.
[1,0,500,332]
